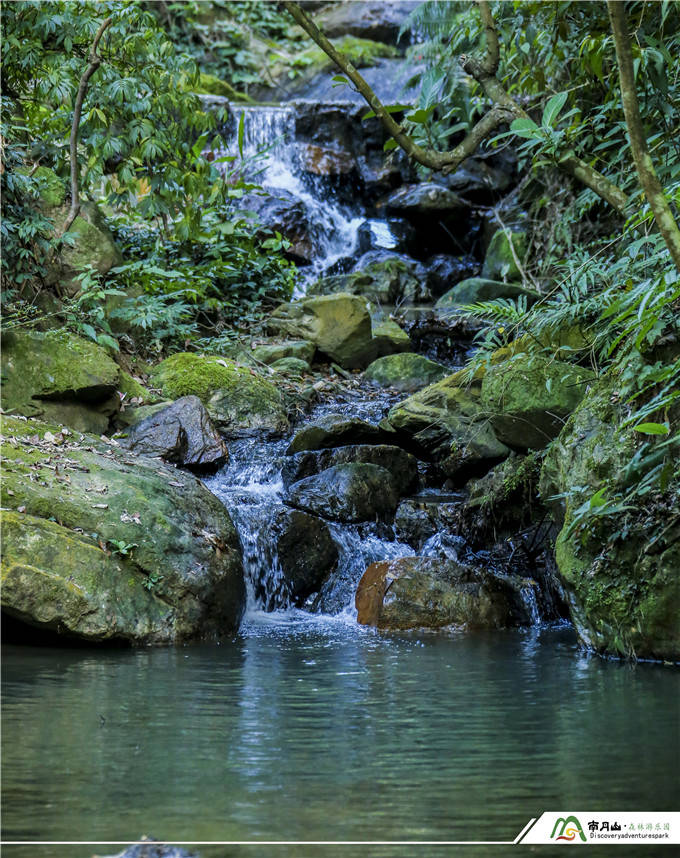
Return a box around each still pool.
[2,615,678,857]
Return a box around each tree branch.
[608,1,680,270]
[61,17,112,236]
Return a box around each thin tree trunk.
[608,1,680,270]
[62,17,112,235]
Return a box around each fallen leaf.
[17,506,26,513]
[92,503,109,509]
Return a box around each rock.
[308,251,430,306]
[123,395,228,473]
[355,557,520,630]
[435,277,539,310]
[99,836,198,858]
[274,509,339,604]
[383,182,468,217]
[286,413,383,454]
[118,371,159,405]
[443,156,515,203]
[269,357,311,375]
[281,444,419,495]
[251,340,315,365]
[241,188,314,263]
[296,143,356,176]
[316,1,414,44]
[540,372,680,660]
[118,402,174,429]
[386,374,509,479]
[371,317,412,356]
[287,462,400,523]
[481,353,594,450]
[364,353,449,393]
[426,254,480,298]
[150,353,288,437]
[194,72,253,102]
[0,416,245,643]
[481,229,528,281]
[268,293,376,369]
[394,495,464,550]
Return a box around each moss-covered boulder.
[268,293,377,369]
[540,372,680,660]
[435,277,539,311]
[192,72,253,102]
[386,374,509,479]
[268,357,311,375]
[0,416,245,643]
[308,254,429,306]
[364,353,449,393]
[251,340,315,365]
[1,329,121,433]
[371,317,412,356]
[355,557,521,630]
[482,229,528,281]
[150,353,288,436]
[286,413,383,454]
[481,353,594,450]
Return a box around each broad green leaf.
[237,112,245,159]
[542,91,568,128]
[362,104,410,120]
[589,487,608,508]
[510,117,542,140]
[633,422,670,435]
[383,138,399,151]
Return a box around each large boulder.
[481,353,594,450]
[241,188,314,263]
[540,371,680,660]
[426,254,480,298]
[355,557,523,630]
[251,340,315,365]
[274,509,339,605]
[268,293,376,369]
[371,317,412,356]
[286,413,383,454]
[435,277,539,310]
[383,182,468,217]
[308,251,430,305]
[1,329,121,433]
[122,395,228,473]
[296,142,356,177]
[281,444,419,495]
[386,372,510,479]
[0,416,245,643]
[364,352,449,393]
[394,495,464,550]
[150,353,289,436]
[481,229,528,281]
[287,462,400,523]
[315,1,414,44]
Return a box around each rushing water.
[2,624,678,857]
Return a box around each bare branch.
[478,0,500,76]
[62,17,112,236]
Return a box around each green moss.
[364,352,448,393]
[33,166,66,208]
[302,35,396,71]
[118,371,160,404]
[192,72,254,102]
[481,230,528,281]
[371,318,412,356]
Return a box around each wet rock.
[371,317,412,356]
[540,370,680,660]
[443,156,515,203]
[268,293,376,369]
[123,395,228,473]
[316,1,415,45]
[355,557,521,630]
[296,142,356,176]
[481,229,528,281]
[394,495,465,550]
[435,277,539,310]
[287,463,400,523]
[309,251,430,306]
[286,413,384,454]
[241,188,314,263]
[383,182,468,217]
[150,353,289,437]
[481,353,594,450]
[118,402,174,429]
[269,357,311,375]
[251,340,315,365]
[282,444,419,495]
[0,415,245,644]
[99,837,198,858]
[274,509,339,604]
[364,352,449,393]
[425,254,480,298]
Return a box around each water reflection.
[2,623,678,858]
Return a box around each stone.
[296,143,356,176]
[241,188,314,263]
[268,293,376,369]
[355,557,520,630]
[269,357,311,375]
[316,1,414,44]
[150,353,288,437]
[0,415,245,644]
[383,182,468,217]
[371,318,412,356]
[443,156,515,203]
[481,353,594,450]
[308,251,429,306]
[540,371,680,660]
[364,352,449,393]
[123,395,228,473]
[286,413,383,454]
[481,229,528,281]
[287,462,400,523]
[118,402,174,429]
[425,254,480,298]
[251,340,315,365]
[274,509,339,604]
[281,444,419,495]
[117,371,159,405]
[394,496,464,550]
[435,277,539,310]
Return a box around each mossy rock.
[193,72,254,102]
[371,317,412,356]
[481,353,594,450]
[251,340,315,365]
[309,256,428,306]
[540,371,680,660]
[150,353,288,436]
[269,357,311,375]
[33,165,67,208]
[435,277,539,310]
[1,330,120,432]
[117,371,160,405]
[0,415,245,643]
[364,353,449,393]
[302,35,397,71]
[482,230,528,281]
[117,401,174,430]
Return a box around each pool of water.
[2,616,678,858]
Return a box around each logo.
[551,816,587,842]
